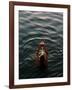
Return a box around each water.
[19,11,63,79]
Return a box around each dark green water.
[19,11,63,79]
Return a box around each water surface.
[19,11,63,79]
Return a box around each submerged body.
[35,41,48,69]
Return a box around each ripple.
[19,11,63,79]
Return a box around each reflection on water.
[19,11,63,79]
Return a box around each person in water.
[35,41,48,69]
